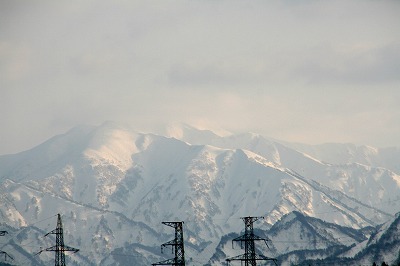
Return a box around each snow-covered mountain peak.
[165,122,229,144]
[84,124,139,171]
[1,122,399,265]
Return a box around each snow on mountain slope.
[167,124,400,215]
[287,142,400,175]
[335,212,400,265]
[268,211,366,254]
[0,178,163,265]
[209,211,400,266]
[299,212,400,266]
[207,211,369,266]
[0,122,398,265]
[0,125,95,183]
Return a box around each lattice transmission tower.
[37,214,79,266]
[226,216,277,266]
[0,230,13,262]
[152,221,185,266]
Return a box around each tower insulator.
[226,216,277,266]
[36,214,79,266]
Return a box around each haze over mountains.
[0,122,399,265]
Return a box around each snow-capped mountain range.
[0,122,399,265]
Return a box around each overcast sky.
[1,1,400,155]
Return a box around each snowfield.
[0,122,399,265]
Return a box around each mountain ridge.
[0,122,398,265]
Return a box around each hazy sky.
[1,1,400,155]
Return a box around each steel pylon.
[37,214,79,266]
[0,230,13,262]
[226,216,277,266]
[152,221,185,266]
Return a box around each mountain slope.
[167,124,400,214]
[207,211,371,266]
[288,142,400,175]
[0,122,398,265]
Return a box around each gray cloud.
[1,0,400,154]
[293,44,400,86]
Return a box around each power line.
[36,214,79,266]
[226,216,277,266]
[153,221,185,266]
